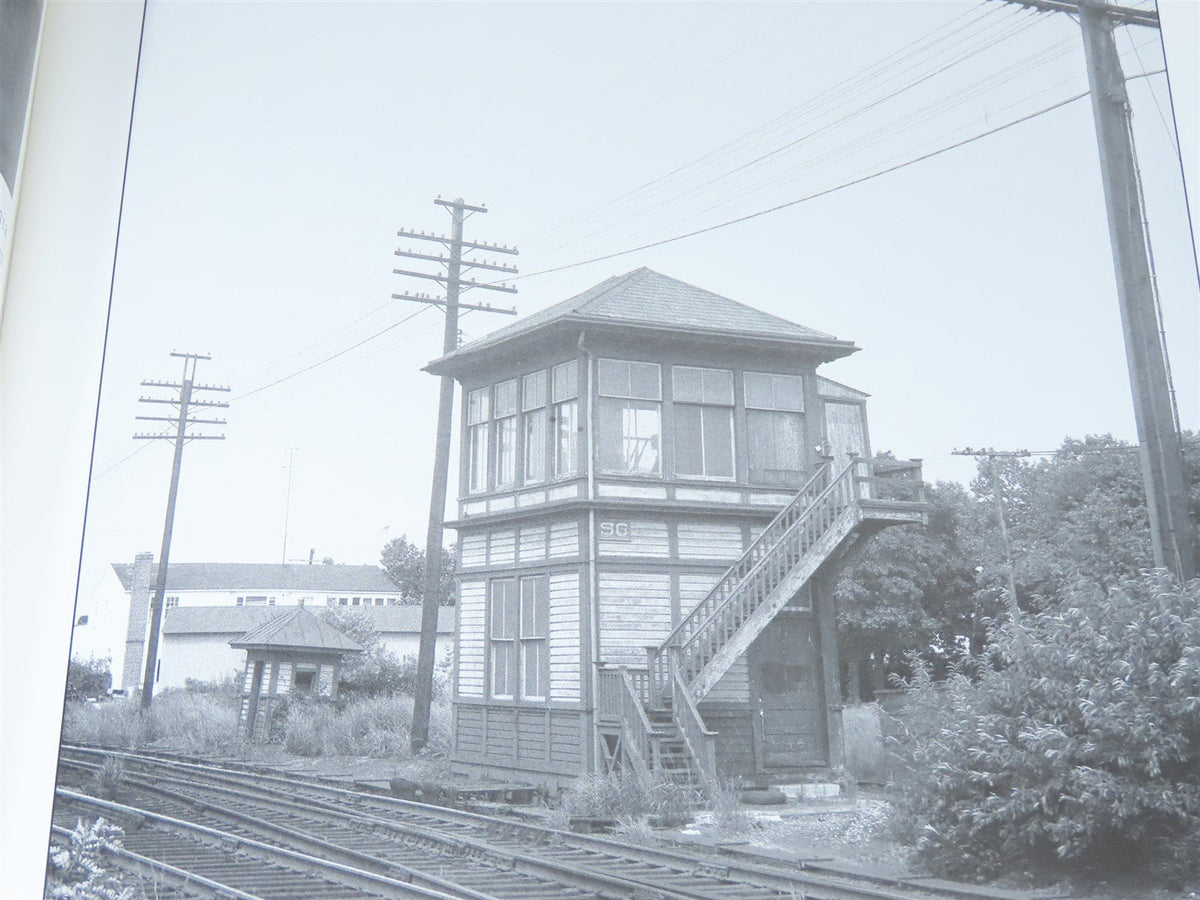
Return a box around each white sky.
[70,0,1199,650]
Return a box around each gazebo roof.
[229,608,363,653]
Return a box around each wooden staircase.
[609,458,926,790]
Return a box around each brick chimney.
[120,552,155,691]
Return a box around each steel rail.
[57,754,706,900]
[54,787,474,900]
[61,745,1033,900]
[55,757,508,900]
[50,822,263,900]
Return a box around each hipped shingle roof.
[229,608,363,653]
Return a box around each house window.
[489,579,518,699]
[598,359,662,476]
[165,596,179,609]
[339,597,348,606]
[745,372,806,484]
[552,361,578,478]
[467,387,491,493]
[519,576,549,700]
[238,595,269,607]
[523,371,547,484]
[494,380,518,489]
[672,366,734,479]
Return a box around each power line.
[230,307,431,402]
[507,90,1092,284]
[641,32,1082,241]
[519,2,1005,252]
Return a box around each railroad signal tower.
[393,197,518,751]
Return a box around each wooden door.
[750,616,827,768]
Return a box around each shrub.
[61,692,239,755]
[280,695,449,758]
[65,657,113,702]
[46,817,145,900]
[556,771,698,823]
[890,572,1200,886]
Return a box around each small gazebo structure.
[230,607,362,741]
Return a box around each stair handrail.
[616,665,656,779]
[650,461,856,689]
[650,461,832,672]
[671,464,859,678]
[670,658,718,791]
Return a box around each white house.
[76,553,452,691]
[157,604,454,690]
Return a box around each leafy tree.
[317,607,408,697]
[834,480,989,698]
[65,656,113,701]
[380,535,456,605]
[971,434,1199,615]
[890,572,1200,886]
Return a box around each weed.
[709,781,753,833]
[92,757,125,802]
[614,815,656,845]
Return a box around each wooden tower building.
[426,268,925,789]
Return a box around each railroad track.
[56,743,1035,900]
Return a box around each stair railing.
[651,461,861,693]
[669,655,718,791]
[647,461,833,690]
[616,666,656,779]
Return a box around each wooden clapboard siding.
[677,522,744,560]
[598,572,671,664]
[678,571,721,614]
[455,704,485,755]
[597,520,669,557]
[707,658,750,702]
[457,580,486,697]
[519,525,548,563]
[459,533,487,568]
[549,573,581,701]
[548,520,579,558]
[488,530,516,565]
[453,703,585,776]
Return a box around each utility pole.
[282,447,297,564]
[134,352,228,710]
[953,447,1031,619]
[989,0,1196,581]
[393,197,518,752]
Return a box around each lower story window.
[489,575,549,700]
[489,579,517,698]
[520,576,549,700]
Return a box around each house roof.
[112,562,401,594]
[162,604,455,636]
[426,267,856,374]
[229,608,364,653]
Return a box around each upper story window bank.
[426,267,864,502]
